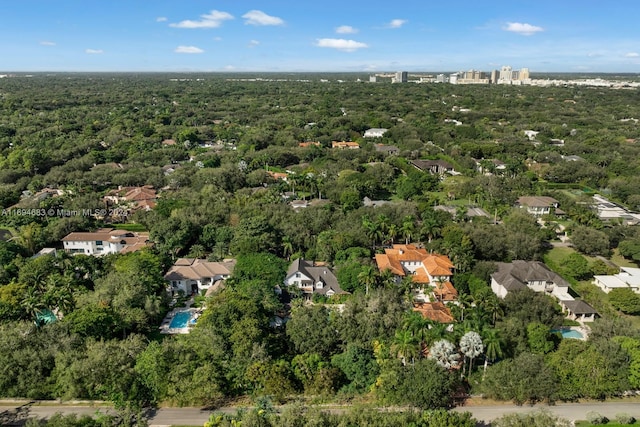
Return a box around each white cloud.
[387,19,407,29]
[156,16,167,22]
[242,10,284,26]
[625,52,639,58]
[503,22,543,36]
[170,10,234,29]
[40,41,56,46]
[248,40,260,48]
[213,36,223,41]
[315,38,368,52]
[85,49,103,54]
[336,25,357,34]
[175,45,204,54]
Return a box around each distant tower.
[520,68,530,80]
[491,69,498,84]
[393,71,408,83]
[369,75,377,83]
[499,65,512,84]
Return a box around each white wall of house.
[284,272,313,291]
[491,278,508,299]
[63,240,123,255]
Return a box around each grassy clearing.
[610,248,637,269]
[108,223,148,232]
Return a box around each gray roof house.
[491,260,598,322]
[284,259,348,299]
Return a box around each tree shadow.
[0,402,34,426]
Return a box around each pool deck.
[158,297,203,334]
[553,325,590,341]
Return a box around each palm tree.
[424,321,448,347]
[391,329,420,365]
[420,217,441,244]
[375,214,390,243]
[386,223,398,245]
[459,331,484,377]
[21,287,46,320]
[481,328,504,378]
[378,268,396,288]
[428,339,461,370]
[362,215,380,250]
[403,311,430,343]
[401,215,415,244]
[357,265,378,296]
[281,236,294,260]
[187,244,206,259]
[457,293,474,322]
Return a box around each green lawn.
[109,223,148,232]
[610,248,638,269]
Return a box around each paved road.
[3,401,640,425]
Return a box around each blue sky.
[1,1,639,73]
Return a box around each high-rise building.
[393,71,408,83]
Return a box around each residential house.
[375,244,457,301]
[164,258,236,296]
[267,171,289,182]
[474,158,506,175]
[412,301,454,324]
[410,159,455,176]
[491,260,598,322]
[374,144,400,156]
[523,130,539,141]
[283,259,348,299]
[299,141,321,148]
[62,228,150,256]
[592,194,640,225]
[331,141,360,149]
[560,300,599,323]
[516,196,561,216]
[363,197,391,208]
[593,267,640,294]
[364,128,388,138]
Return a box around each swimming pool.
[169,311,193,329]
[552,328,584,339]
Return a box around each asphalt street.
[2,401,640,425]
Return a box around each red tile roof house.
[164,258,236,296]
[331,141,360,149]
[375,244,457,302]
[62,228,150,256]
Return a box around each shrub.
[586,411,608,425]
[616,413,635,425]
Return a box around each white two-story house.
[164,258,236,296]
[491,260,598,322]
[62,228,149,256]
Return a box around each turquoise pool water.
[169,311,192,329]
[552,328,584,339]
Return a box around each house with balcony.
[284,259,348,299]
[164,258,236,296]
[375,244,457,302]
[491,260,598,322]
[62,228,150,256]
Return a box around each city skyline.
[1,1,639,73]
